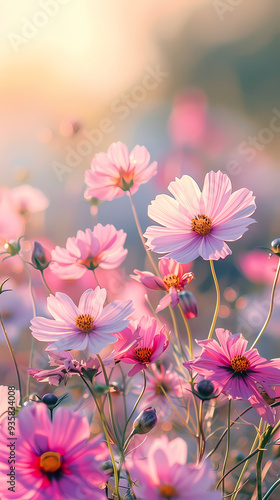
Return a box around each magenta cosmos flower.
[50,224,127,279]
[128,435,221,499]
[116,316,168,376]
[30,287,134,354]
[84,141,157,201]
[144,171,256,263]
[0,403,108,500]
[131,258,194,312]
[184,329,280,425]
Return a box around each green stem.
[220,399,231,496]
[251,258,280,349]
[21,257,37,398]
[121,370,146,449]
[119,364,128,423]
[40,270,54,295]
[169,304,189,361]
[97,355,121,448]
[80,375,121,500]
[263,478,280,500]
[178,303,193,359]
[208,260,220,339]
[129,191,159,276]
[256,425,273,500]
[0,313,22,406]
[198,400,206,462]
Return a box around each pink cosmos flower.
[238,250,279,285]
[184,328,280,426]
[30,287,134,354]
[84,141,157,201]
[50,224,127,280]
[102,322,140,367]
[144,171,256,263]
[139,364,190,418]
[131,258,194,312]
[116,316,168,376]
[128,435,221,499]
[28,350,99,386]
[0,403,108,499]
[10,185,49,215]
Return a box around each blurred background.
[1,2,280,496]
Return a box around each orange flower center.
[116,168,134,191]
[163,274,180,290]
[76,314,94,333]
[159,484,178,498]
[78,255,98,269]
[191,214,212,236]
[230,355,250,372]
[40,451,61,473]
[135,347,152,363]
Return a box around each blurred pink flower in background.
[30,287,134,354]
[140,364,189,418]
[50,224,128,280]
[144,171,256,263]
[84,141,157,201]
[238,250,279,284]
[0,284,33,342]
[9,185,49,216]
[128,435,221,499]
[118,315,168,376]
[131,257,194,312]
[185,328,280,425]
[0,403,108,499]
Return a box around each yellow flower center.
[78,255,98,269]
[163,274,180,290]
[76,314,94,333]
[159,484,178,498]
[230,355,250,372]
[135,347,152,363]
[40,451,61,473]
[191,214,212,236]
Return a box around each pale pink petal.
[168,175,201,218]
[107,141,130,170]
[200,170,232,220]
[47,293,79,322]
[78,287,106,318]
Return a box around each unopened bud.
[178,291,198,319]
[31,242,50,271]
[270,238,280,256]
[197,379,215,397]
[133,407,157,435]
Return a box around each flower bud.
[40,392,68,410]
[178,291,198,319]
[197,379,215,397]
[31,242,50,271]
[3,238,22,257]
[270,238,280,256]
[133,407,157,435]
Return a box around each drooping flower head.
[28,350,99,386]
[127,435,221,499]
[50,224,127,280]
[30,287,134,354]
[84,141,157,201]
[0,403,108,499]
[184,328,280,425]
[131,258,194,312]
[144,171,256,263]
[116,316,168,376]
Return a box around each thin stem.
[122,370,146,449]
[40,270,54,295]
[119,364,128,423]
[198,400,206,462]
[159,383,194,435]
[129,191,159,276]
[251,258,280,349]
[0,313,22,405]
[169,304,189,361]
[231,419,263,500]
[263,478,280,500]
[97,355,121,448]
[208,260,220,339]
[220,399,231,496]
[178,303,193,359]
[256,425,273,500]
[80,375,121,500]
